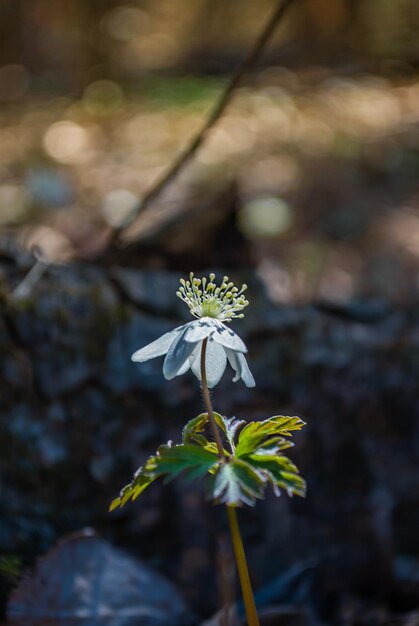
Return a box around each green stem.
[200,338,226,461]
[227,506,260,626]
[200,338,260,626]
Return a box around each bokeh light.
[0,184,30,225]
[43,121,92,164]
[83,80,124,117]
[238,197,293,239]
[101,189,139,227]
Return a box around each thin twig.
[106,0,297,249]
[10,258,49,301]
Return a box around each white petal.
[236,352,255,387]
[183,318,216,343]
[225,348,256,388]
[188,344,200,368]
[163,327,197,380]
[177,358,191,375]
[211,320,247,353]
[225,347,242,382]
[190,339,227,388]
[131,327,182,362]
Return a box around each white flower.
[131,273,255,389]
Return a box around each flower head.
[132,273,255,389]
[177,272,249,322]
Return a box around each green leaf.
[268,415,306,435]
[182,413,228,454]
[235,416,305,458]
[111,414,307,512]
[214,413,245,452]
[110,443,219,511]
[109,468,157,511]
[212,459,266,506]
[153,443,219,480]
[182,413,209,444]
[246,454,306,498]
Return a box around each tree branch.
[105,0,297,250]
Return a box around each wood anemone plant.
[110,273,306,626]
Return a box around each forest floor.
[2,69,419,303]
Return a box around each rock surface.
[7,529,190,626]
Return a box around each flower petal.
[163,327,197,380]
[131,327,182,362]
[225,348,256,388]
[224,347,241,382]
[183,318,216,343]
[236,352,255,387]
[211,320,247,353]
[190,339,227,388]
[177,358,191,375]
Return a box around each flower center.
[176,273,249,321]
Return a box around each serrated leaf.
[110,443,219,511]
[153,443,219,480]
[214,413,245,452]
[182,413,230,454]
[267,416,306,435]
[182,413,209,444]
[212,459,266,506]
[111,414,307,512]
[235,416,305,458]
[109,470,157,511]
[246,454,306,498]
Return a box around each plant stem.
[200,338,260,626]
[200,338,226,461]
[227,506,260,626]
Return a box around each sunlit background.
[2,0,419,303]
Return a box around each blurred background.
[2,0,419,300]
[1,1,419,625]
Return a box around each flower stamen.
[176,272,249,321]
